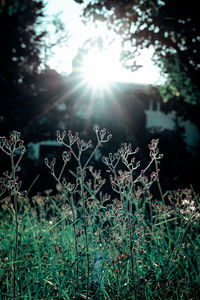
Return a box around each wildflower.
[87,139,92,146]
[106,134,112,141]
[182,199,190,205]
[62,151,71,162]
[93,125,99,133]
[100,128,107,139]
[135,147,139,153]
[62,130,66,138]
[151,172,158,180]
[44,158,49,166]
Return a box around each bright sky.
[45,0,165,85]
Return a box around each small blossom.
[151,172,158,180]
[62,151,71,162]
[106,134,112,141]
[93,125,99,133]
[102,156,109,165]
[44,158,49,166]
[62,130,66,137]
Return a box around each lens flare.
[82,48,118,88]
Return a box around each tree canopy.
[75,0,200,105]
[0,0,69,141]
[0,0,46,93]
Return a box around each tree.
[0,0,47,93]
[75,0,200,105]
[0,0,70,138]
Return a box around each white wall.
[146,100,200,150]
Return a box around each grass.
[0,127,200,299]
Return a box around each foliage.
[0,0,69,93]
[0,0,46,92]
[158,53,200,105]
[0,0,47,141]
[0,127,200,299]
[75,0,200,105]
[0,0,70,146]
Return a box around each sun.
[82,47,119,88]
[46,0,164,85]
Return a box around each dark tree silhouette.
[0,0,70,140]
[0,0,46,93]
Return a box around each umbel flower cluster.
[0,131,26,195]
[43,126,163,202]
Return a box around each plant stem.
[84,141,101,169]
[128,199,134,280]
[71,200,79,291]
[154,159,172,250]
[80,173,90,299]
[154,160,164,205]
[11,152,19,299]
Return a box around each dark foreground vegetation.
[0,127,200,299]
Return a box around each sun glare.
[82,48,119,87]
[46,0,164,85]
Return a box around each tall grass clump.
[0,126,200,299]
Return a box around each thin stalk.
[77,153,90,299]
[124,187,137,299]
[71,199,79,291]
[58,160,67,181]
[80,176,90,300]
[62,141,78,161]
[154,159,171,248]
[84,141,101,169]
[133,158,154,184]
[154,160,165,205]
[11,152,19,299]
[128,198,134,280]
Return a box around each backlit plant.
[0,131,26,299]
[0,127,199,300]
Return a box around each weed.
[0,127,200,299]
